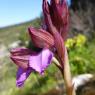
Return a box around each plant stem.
[62,48,76,95]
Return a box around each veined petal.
[43,0,69,40]
[10,47,33,56]
[43,0,51,31]
[51,31,66,68]
[55,0,69,40]
[50,0,63,30]
[29,49,53,74]
[28,27,54,48]
[10,47,34,70]
[50,0,69,26]
[16,67,32,87]
[43,0,56,33]
[11,55,29,70]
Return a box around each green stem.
[62,48,76,95]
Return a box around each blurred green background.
[0,0,95,95]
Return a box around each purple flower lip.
[16,67,32,87]
[29,49,53,74]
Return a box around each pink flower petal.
[29,49,53,74]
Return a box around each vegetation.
[0,17,41,45]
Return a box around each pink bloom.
[10,28,54,87]
[10,48,53,87]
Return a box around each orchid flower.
[10,0,69,88]
[10,28,54,87]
